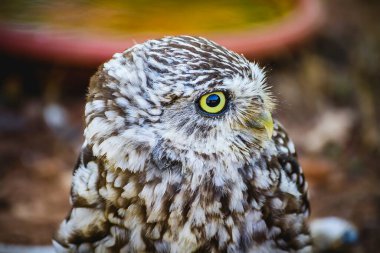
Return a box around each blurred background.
[0,0,379,252]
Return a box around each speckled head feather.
[54,36,311,253]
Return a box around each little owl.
[54,36,311,253]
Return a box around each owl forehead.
[141,36,253,89]
[101,36,266,109]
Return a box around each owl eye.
[198,91,227,114]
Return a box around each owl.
[53,36,311,253]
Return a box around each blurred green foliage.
[0,0,296,35]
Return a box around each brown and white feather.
[54,36,311,253]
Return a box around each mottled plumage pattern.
[54,36,311,253]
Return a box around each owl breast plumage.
[53,36,311,253]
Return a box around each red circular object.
[0,0,324,66]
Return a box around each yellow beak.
[257,111,274,139]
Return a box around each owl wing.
[272,121,310,216]
[53,144,109,252]
[261,121,312,252]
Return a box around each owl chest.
[99,169,270,251]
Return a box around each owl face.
[85,36,274,174]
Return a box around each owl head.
[84,36,274,179]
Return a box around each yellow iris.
[199,91,226,114]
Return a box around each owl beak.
[255,111,274,139]
[242,111,274,139]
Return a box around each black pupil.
[206,94,220,107]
